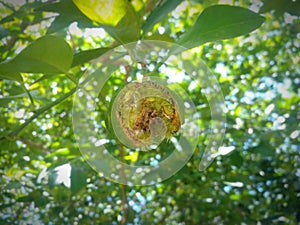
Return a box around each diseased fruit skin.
[115,80,182,149]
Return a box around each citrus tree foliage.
[0,0,299,224]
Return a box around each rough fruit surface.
[115,80,181,148]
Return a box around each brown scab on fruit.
[115,80,181,148]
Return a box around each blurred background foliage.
[0,0,299,224]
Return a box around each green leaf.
[73,0,141,43]
[0,70,23,82]
[230,193,241,201]
[177,5,265,49]
[72,47,111,67]
[0,36,73,77]
[103,5,141,43]
[46,148,80,159]
[250,141,275,157]
[142,0,184,33]
[46,148,71,158]
[36,0,95,34]
[70,164,87,194]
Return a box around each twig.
[157,206,169,224]
[121,184,128,225]
[66,73,78,85]
[118,143,128,225]
[11,202,30,224]
[124,64,131,82]
[117,64,132,224]
[0,0,16,12]
[68,32,76,52]
[0,87,77,141]
[18,138,51,152]
[20,82,35,106]
[5,21,28,51]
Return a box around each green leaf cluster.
[0,0,299,224]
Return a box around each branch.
[0,87,77,141]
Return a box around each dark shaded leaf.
[229,151,243,168]
[294,181,300,191]
[72,47,111,67]
[259,0,291,17]
[291,22,300,34]
[5,181,22,189]
[0,202,14,211]
[70,164,87,194]
[287,1,300,16]
[177,5,265,49]
[17,190,42,203]
[34,195,49,207]
[50,185,71,202]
